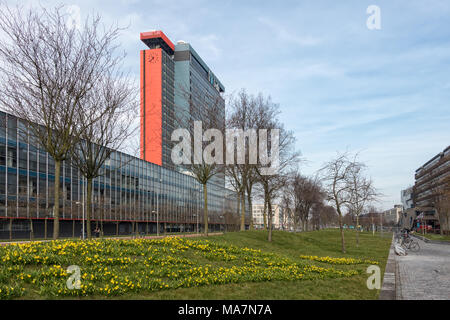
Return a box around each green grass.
[1,229,392,300]
[415,232,450,242]
[129,229,392,300]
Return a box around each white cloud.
[258,17,322,47]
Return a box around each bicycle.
[401,236,420,252]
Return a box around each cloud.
[258,17,322,47]
[189,34,222,61]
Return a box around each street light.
[154,178,162,236]
[219,215,225,233]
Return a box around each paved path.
[396,238,450,300]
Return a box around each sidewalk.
[395,238,450,300]
[411,233,450,245]
[379,234,396,300]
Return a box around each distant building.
[383,205,403,225]
[252,204,291,230]
[413,145,450,230]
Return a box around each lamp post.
[219,215,224,233]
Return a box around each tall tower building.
[140,30,225,176]
[140,31,176,169]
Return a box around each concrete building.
[140,31,224,175]
[383,205,403,225]
[413,145,450,231]
[252,204,292,230]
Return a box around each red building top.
[140,30,175,55]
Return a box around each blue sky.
[8,0,450,209]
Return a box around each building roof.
[415,145,450,173]
[140,30,175,55]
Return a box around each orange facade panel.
[140,49,162,166]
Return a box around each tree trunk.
[30,219,34,240]
[203,183,208,236]
[44,218,47,240]
[263,195,267,230]
[236,191,241,230]
[240,190,246,231]
[337,206,346,253]
[356,214,360,247]
[100,205,104,238]
[267,198,273,242]
[86,177,93,239]
[9,218,12,240]
[247,189,253,231]
[53,160,61,239]
[293,209,297,232]
[371,217,374,236]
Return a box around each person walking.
[94,227,100,238]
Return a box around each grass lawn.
[0,229,392,300]
[414,232,450,242]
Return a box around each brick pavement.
[396,238,450,300]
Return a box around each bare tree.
[280,191,293,230]
[432,175,450,235]
[256,124,299,242]
[0,3,124,239]
[319,152,354,253]
[320,205,339,228]
[225,90,266,231]
[346,159,379,246]
[225,90,286,232]
[226,164,246,231]
[70,72,138,239]
[311,202,323,230]
[173,88,225,236]
[291,172,324,232]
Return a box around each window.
[7,147,17,167]
[7,116,17,141]
[0,113,6,138]
[19,147,27,170]
[7,172,16,195]
[0,141,5,166]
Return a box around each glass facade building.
[0,112,244,239]
[0,30,251,239]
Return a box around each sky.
[5,0,450,210]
